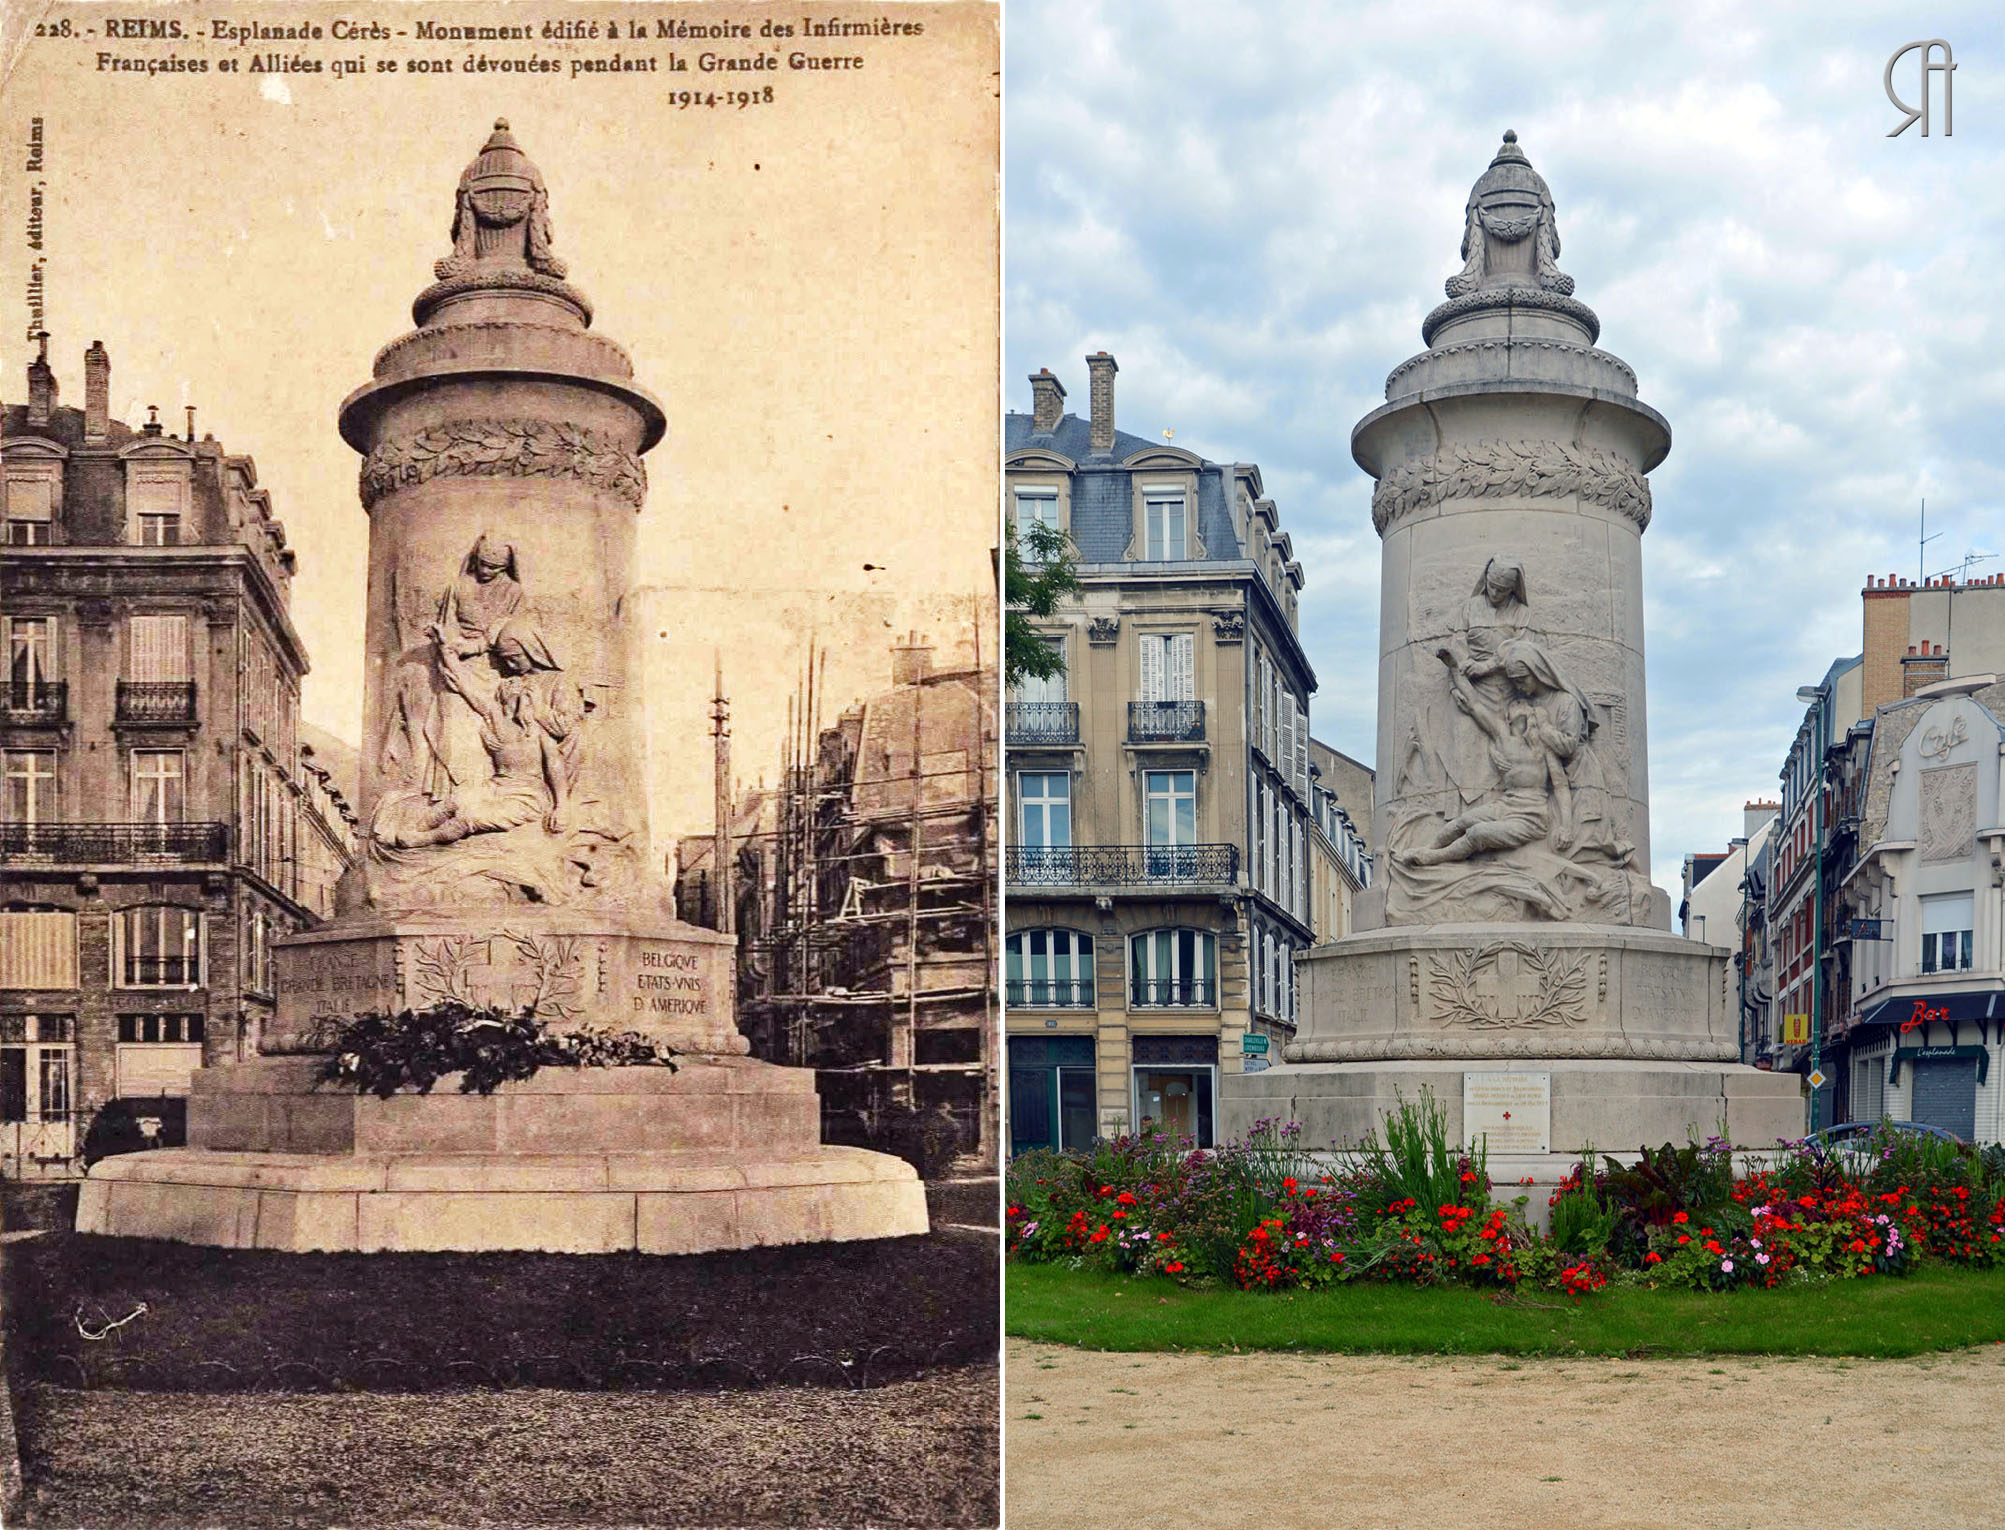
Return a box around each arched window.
[1129,929,1216,1007]
[1005,928,1094,1008]
[114,904,203,988]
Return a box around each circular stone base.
[76,1146,929,1254]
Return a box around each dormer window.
[130,474,185,546]
[1012,487,1060,561]
[4,444,65,546]
[1144,491,1187,561]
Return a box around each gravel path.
[1006,1339,2005,1529]
[14,1368,998,1528]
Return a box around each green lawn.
[1007,1262,2005,1357]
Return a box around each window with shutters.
[128,471,188,547]
[1251,779,1267,894]
[1279,693,1296,792]
[1138,633,1195,702]
[129,615,190,682]
[1012,637,1066,705]
[0,909,77,989]
[1143,492,1188,561]
[3,469,58,545]
[1920,893,1974,974]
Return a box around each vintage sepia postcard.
[0,2,999,1525]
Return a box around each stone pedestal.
[269,912,746,1059]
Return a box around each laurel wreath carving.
[408,931,585,1022]
[1428,942,1592,1031]
[360,418,645,510]
[1371,440,1650,533]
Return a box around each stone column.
[271,120,742,1058]
[1356,131,1667,934]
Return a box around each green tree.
[1004,518,1082,687]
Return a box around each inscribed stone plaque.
[1919,764,1977,863]
[1463,1071,1551,1153]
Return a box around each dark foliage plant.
[315,1002,676,1099]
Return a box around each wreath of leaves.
[1372,441,1650,532]
[1429,943,1592,1031]
[359,418,646,509]
[317,1001,675,1099]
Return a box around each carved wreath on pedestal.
[1428,941,1591,1031]
[360,418,646,510]
[410,931,586,1022]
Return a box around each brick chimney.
[1029,368,1066,432]
[1743,799,1780,840]
[84,340,109,442]
[1086,351,1117,454]
[891,630,934,687]
[25,332,55,427]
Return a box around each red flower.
[1282,1177,1298,1193]
[1164,1261,1184,1274]
[1676,1235,1690,1245]
[1671,1211,1689,1225]
[1116,1191,1137,1206]
[1645,1251,1662,1265]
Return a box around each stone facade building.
[1,338,354,1177]
[1004,355,1317,1152]
[699,637,998,1170]
[1830,678,2005,1144]
[1307,738,1372,946]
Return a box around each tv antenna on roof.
[1920,497,1942,584]
[1929,550,1995,586]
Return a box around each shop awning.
[1855,988,2005,1030]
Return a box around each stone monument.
[1222,133,1801,1174]
[78,122,929,1252]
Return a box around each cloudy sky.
[1004,0,2005,895]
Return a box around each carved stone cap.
[1427,130,1599,347]
[416,119,593,328]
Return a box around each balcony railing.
[1007,843,1239,887]
[2,680,66,722]
[1004,978,1096,1009]
[1127,700,1205,743]
[122,956,204,987]
[116,680,197,723]
[1006,701,1080,747]
[0,821,229,863]
[1130,978,1217,1008]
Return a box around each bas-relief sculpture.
[1386,556,1647,926]
[355,533,639,910]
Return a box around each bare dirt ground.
[1005,1339,2005,1530]
[12,1368,999,1528]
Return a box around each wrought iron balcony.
[0,821,229,863]
[1006,843,1239,888]
[1127,700,1205,743]
[1006,701,1080,747]
[116,680,198,723]
[1004,978,1096,1009]
[2,680,66,722]
[1130,978,1217,1008]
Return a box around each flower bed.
[1005,1095,2005,1299]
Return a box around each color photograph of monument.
[1000,5,2005,1528]
[0,5,998,1526]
